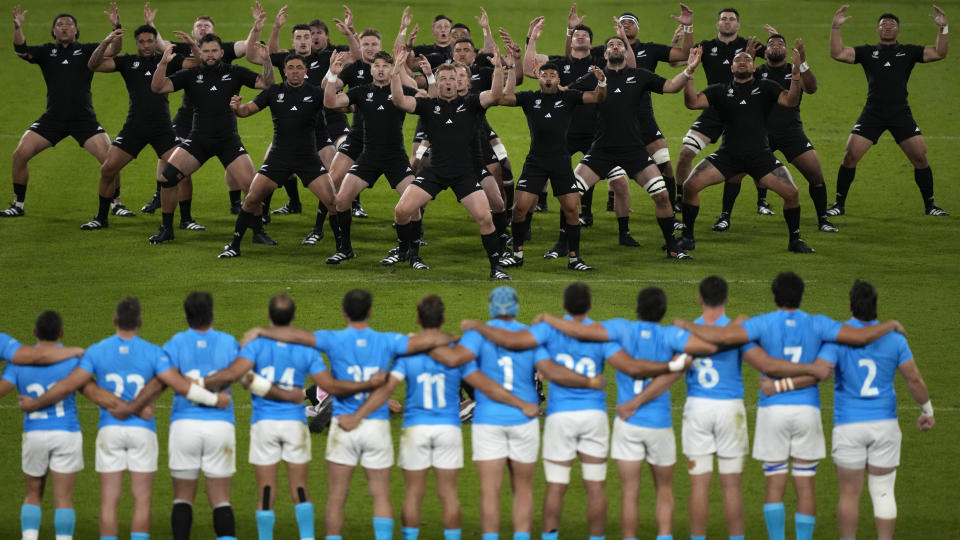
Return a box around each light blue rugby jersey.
[0,332,22,360]
[603,318,688,428]
[529,317,621,415]
[165,328,239,423]
[741,309,842,408]
[240,336,325,424]
[819,319,910,426]
[314,327,409,419]
[79,334,173,431]
[392,351,477,428]
[685,314,753,400]
[3,349,81,432]
[460,320,549,426]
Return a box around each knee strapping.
[161,162,186,187]
[581,462,607,481]
[606,166,626,180]
[414,144,428,160]
[762,461,789,476]
[718,456,744,474]
[791,460,819,477]
[643,175,667,196]
[682,132,708,154]
[572,171,589,193]
[543,461,571,484]
[687,455,713,475]
[869,471,897,519]
[652,148,671,165]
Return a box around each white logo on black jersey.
[636,50,647,58]
[710,46,718,55]
[723,59,730,65]
[366,92,374,101]
[61,59,69,64]
[896,52,906,57]
[311,61,319,68]
[762,72,768,78]
[471,74,480,80]
[357,69,365,77]
[455,104,466,113]
[49,49,57,56]
[277,93,285,103]
[290,105,298,110]
[544,112,552,118]
[445,119,453,124]
[221,74,231,81]
[727,88,734,97]
[433,105,441,114]
[303,96,313,102]
[883,61,891,67]
[872,50,879,58]
[73,49,82,56]
[133,61,140,69]
[517,179,527,187]
[377,105,385,110]
[196,74,204,83]
[144,71,152,76]
[626,76,636,83]
[613,88,621,93]
[209,85,218,91]
[533,98,541,109]
[751,88,761,95]
[739,99,747,104]
[563,65,571,73]
[554,101,564,108]
[783,73,792,79]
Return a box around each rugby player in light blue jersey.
[0,311,122,540]
[674,272,904,540]
[464,282,680,540]
[19,297,229,540]
[242,288,457,540]
[203,293,377,540]
[429,286,604,540]
[813,280,932,540]
[338,294,540,540]
[672,276,830,540]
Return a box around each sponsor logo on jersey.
[377,105,385,110]
[739,99,747,104]
[209,85,218,91]
[533,98,541,108]
[883,61,891,67]
[554,100,564,108]
[613,88,621,93]
[896,51,906,57]
[290,105,298,110]
[751,87,761,95]
[73,49,83,56]
[544,112,552,118]
[366,92,374,101]
[133,61,140,69]
[636,50,647,58]
[455,103,466,113]
[626,75,636,83]
[445,119,454,124]
[303,95,313,102]
[277,93,285,103]
[221,74,232,81]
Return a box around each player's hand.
[732,314,749,325]
[531,313,548,325]
[342,5,355,33]
[613,16,627,40]
[399,5,412,29]
[367,370,388,388]
[832,5,852,29]
[568,3,586,30]
[160,42,177,63]
[671,3,693,26]
[616,400,638,420]
[105,2,120,28]
[758,377,777,396]
[172,30,194,46]
[388,399,404,413]
[521,401,540,418]
[491,47,501,69]
[746,36,761,58]
[476,7,490,30]
[138,403,155,421]
[670,24,684,48]
[687,44,702,70]
[592,65,605,81]
[143,2,157,26]
[887,319,906,336]
[810,358,833,380]
[417,54,432,76]
[407,24,419,48]
[671,318,692,330]
[338,413,360,431]
[589,374,606,390]
[240,327,262,347]
[18,394,39,413]
[333,17,350,37]
[331,50,348,74]
[764,24,779,36]
[793,38,806,64]
[13,5,28,28]
[460,319,483,331]
[930,5,948,29]
[108,402,133,420]
[274,4,288,29]
[499,27,517,49]
[104,28,125,43]
[917,414,935,431]
[229,95,242,112]
[216,392,232,409]
[528,16,545,41]
[251,2,266,31]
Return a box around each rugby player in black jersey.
[497,61,607,271]
[679,45,815,254]
[323,50,420,265]
[674,9,775,222]
[8,5,130,219]
[150,34,274,244]
[753,32,838,233]
[83,26,200,232]
[547,35,693,260]
[390,49,511,279]
[218,54,341,259]
[829,5,950,217]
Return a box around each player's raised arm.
[479,48,504,108]
[523,16,549,79]
[390,50,418,112]
[252,43,274,88]
[151,45,178,93]
[667,3,694,62]
[89,28,123,71]
[12,5,27,54]
[581,66,607,103]
[237,0,265,59]
[681,45,708,109]
[613,17,637,69]
[324,51,352,109]
[142,1,171,51]
[775,44,803,107]
[925,5,948,61]
[104,2,123,56]
[476,7,496,54]
[830,5,856,63]
[790,38,817,93]
[563,3,586,57]
[266,4,287,54]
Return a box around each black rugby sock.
[756,185,769,205]
[339,211,353,252]
[503,182,515,211]
[656,216,675,245]
[538,190,548,209]
[285,175,302,206]
[555,214,567,248]
[212,504,235,538]
[681,203,700,239]
[617,216,629,235]
[263,190,274,212]
[179,198,193,222]
[171,502,192,540]
[512,216,529,252]
[809,183,828,218]
[481,232,501,268]
[228,189,242,205]
[663,175,677,207]
[492,211,507,237]
[784,206,801,241]
[315,202,327,229]
[412,219,423,243]
[113,186,121,199]
[914,166,935,208]
[835,166,856,206]
[162,212,174,229]
[231,210,257,249]
[721,181,741,214]
[13,183,26,203]
[97,196,111,221]
[606,189,615,210]
[328,213,342,250]
[566,222,581,257]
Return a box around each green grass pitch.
[1,0,958,538]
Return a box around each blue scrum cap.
[489,286,519,318]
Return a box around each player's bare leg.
[688,459,712,538]
[98,471,123,537]
[898,134,947,214]
[129,471,154,537]
[435,467,461,531]
[718,462,745,538]
[651,463,675,538]
[325,462,354,537]
[835,465,864,539]
[616,459,644,539]
[364,467,394,530]
[401,468,427,531]
[541,457,573,535]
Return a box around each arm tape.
[186,382,219,407]
[248,373,273,397]
[668,353,688,372]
